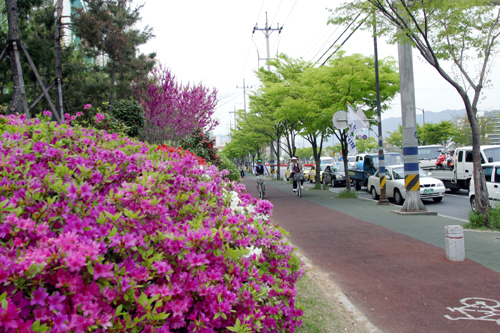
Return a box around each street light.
[416,107,425,125]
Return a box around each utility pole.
[236,79,252,112]
[373,14,389,205]
[398,35,426,212]
[253,12,283,178]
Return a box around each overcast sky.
[133,0,500,135]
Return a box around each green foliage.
[75,104,130,136]
[337,189,358,198]
[355,137,378,153]
[219,153,241,182]
[112,100,145,137]
[180,128,221,168]
[464,206,500,230]
[452,112,498,146]
[419,121,457,146]
[295,147,314,161]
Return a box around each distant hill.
[376,109,467,136]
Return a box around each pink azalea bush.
[0,114,304,332]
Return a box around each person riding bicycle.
[253,158,270,189]
[289,156,304,193]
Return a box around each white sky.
[133,0,500,135]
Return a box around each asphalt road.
[270,165,472,221]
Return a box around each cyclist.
[253,159,270,192]
[288,156,304,193]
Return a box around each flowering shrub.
[0,114,304,332]
[180,128,220,168]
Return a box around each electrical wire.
[320,15,369,67]
[305,24,343,62]
[315,10,364,66]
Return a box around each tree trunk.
[54,0,64,122]
[109,61,116,112]
[5,0,27,115]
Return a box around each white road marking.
[445,298,500,325]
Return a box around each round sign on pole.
[332,111,348,130]
[362,134,367,140]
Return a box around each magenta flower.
[47,291,66,312]
[42,110,52,118]
[30,287,49,307]
[84,104,92,109]
[93,262,114,280]
[52,312,69,332]
[0,299,20,330]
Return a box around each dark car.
[323,164,347,187]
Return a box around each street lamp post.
[416,107,425,125]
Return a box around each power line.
[320,13,369,67]
[315,10,364,66]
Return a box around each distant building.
[486,112,500,145]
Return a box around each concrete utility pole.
[253,12,283,178]
[398,38,426,212]
[236,79,252,112]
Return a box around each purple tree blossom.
[135,65,219,143]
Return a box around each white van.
[469,162,500,211]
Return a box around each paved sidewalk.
[242,176,500,333]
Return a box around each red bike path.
[241,177,500,333]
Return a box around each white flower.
[243,245,262,258]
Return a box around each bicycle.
[256,175,266,199]
[293,172,304,198]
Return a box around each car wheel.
[331,179,335,187]
[470,195,476,212]
[433,197,443,203]
[394,189,404,205]
[371,186,380,200]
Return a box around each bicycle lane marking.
[445,298,500,325]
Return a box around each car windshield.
[348,157,355,162]
[320,164,330,171]
[321,158,334,165]
[369,154,404,168]
[391,167,429,179]
[483,147,500,163]
[332,164,345,172]
[418,147,444,160]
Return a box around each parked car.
[469,162,500,211]
[309,164,332,183]
[367,165,445,205]
[323,164,347,187]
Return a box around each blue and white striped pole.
[398,37,425,211]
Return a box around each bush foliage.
[0,114,303,332]
[219,154,241,182]
[180,128,220,168]
[112,100,145,138]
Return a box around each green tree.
[295,147,314,162]
[419,120,457,146]
[72,0,155,111]
[300,52,399,187]
[386,125,403,151]
[452,112,498,146]
[355,136,378,153]
[330,0,500,220]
